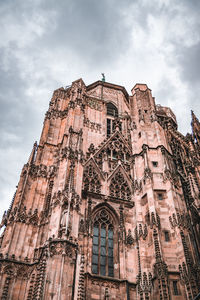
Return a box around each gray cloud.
[177,42,200,85]
[41,0,134,65]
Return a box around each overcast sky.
[0,0,200,221]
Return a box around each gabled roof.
[94,129,132,157]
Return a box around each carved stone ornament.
[61,147,84,163]
[86,96,103,111]
[29,164,57,179]
[83,116,102,132]
[79,218,86,234]
[147,212,160,229]
[144,167,153,181]
[110,169,131,201]
[137,272,153,294]
[45,108,68,120]
[16,206,28,223]
[126,229,134,245]
[135,224,148,240]
[132,179,142,194]
[169,212,191,230]
[49,240,77,259]
[28,209,39,226]
[83,163,101,194]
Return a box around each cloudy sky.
[0,0,200,220]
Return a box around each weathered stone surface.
[0,79,199,299]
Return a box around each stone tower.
[0,78,200,299]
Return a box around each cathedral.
[0,78,200,300]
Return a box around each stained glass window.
[91,209,114,277]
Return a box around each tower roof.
[87,80,129,102]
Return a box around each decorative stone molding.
[16,206,28,223]
[0,260,35,283]
[179,262,199,299]
[119,205,125,240]
[86,96,103,111]
[29,164,57,179]
[28,209,39,226]
[135,224,148,240]
[110,170,131,201]
[126,229,134,245]
[1,276,11,299]
[153,229,170,299]
[49,239,77,259]
[61,147,84,163]
[45,108,68,120]
[144,167,153,182]
[78,218,86,234]
[132,179,142,194]
[83,116,102,132]
[91,278,120,290]
[163,168,180,187]
[146,212,160,229]
[77,253,85,300]
[83,163,101,194]
[27,273,35,300]
[137,271,153,296]
[32,248,48,300]
[169,212,191,230]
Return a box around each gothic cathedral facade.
[0,79,200,299]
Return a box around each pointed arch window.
[92,209,114,277]
[107,103,118,117]
[106,103,119,136]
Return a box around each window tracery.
[92,209,114,277]
[94,132,131,172]
[110,170,131,201]
[83,163,101,194]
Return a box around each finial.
[28,141,38,164]
[101,73,105,82]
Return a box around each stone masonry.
[0,78,200,299]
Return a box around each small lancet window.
[172,280,179,295]
[106,103,119,136]
[92,209,114,277]
[152,161,158,167]
[164,231,170,242]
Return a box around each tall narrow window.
[92,209,114,277]
[106,103,118,137]
[164,231,170,242]
[172,280,179,295]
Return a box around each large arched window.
[92,209,114,277]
